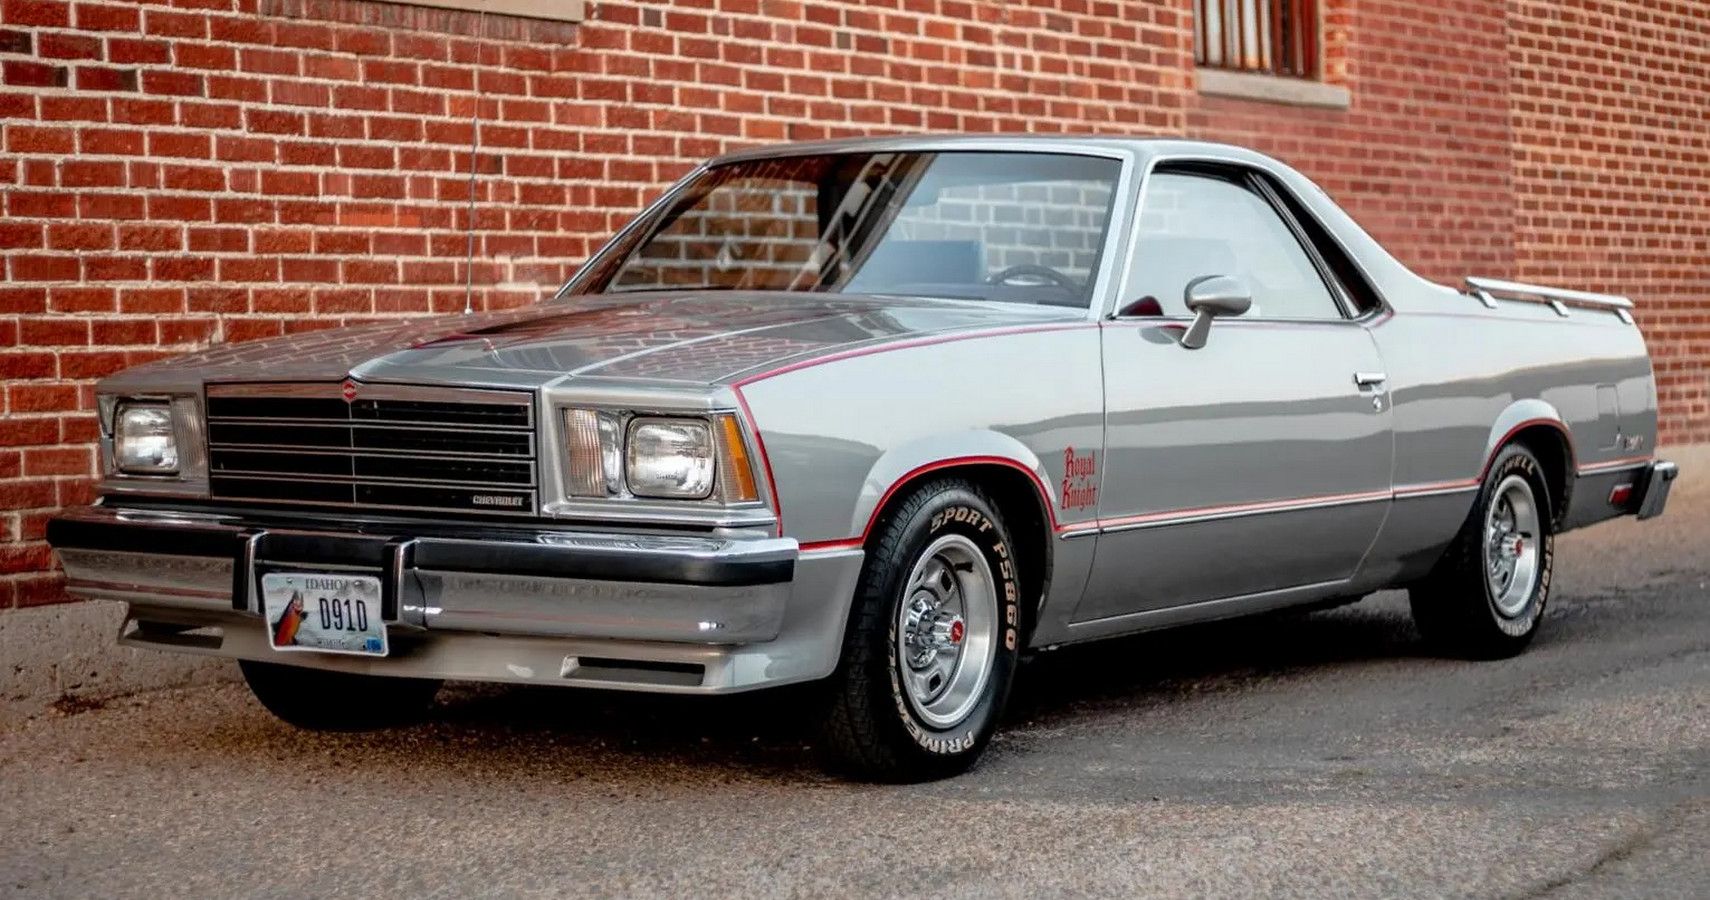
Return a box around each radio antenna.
[461,5,488,316]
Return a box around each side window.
[1125,171,1341,319]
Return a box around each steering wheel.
[987,264,1079,290]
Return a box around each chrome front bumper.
[47,505,864,693]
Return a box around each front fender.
[728,325,1104,548]
[835,434,1059,549]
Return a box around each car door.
[1071,166,1394,626]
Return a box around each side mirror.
[1179,274,1252,350]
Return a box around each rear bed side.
[1354,293,1658,590]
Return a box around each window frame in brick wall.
[260,0,586,33]
[384,0,585,23]
[1193,0,1349,109]
[1194,0,1320,80]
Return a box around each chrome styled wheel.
[1484,473,1542,617]
[894,533,998,730]
[1410,444,1555,659]
[821,478,1023,780]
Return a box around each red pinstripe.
[734,322,1091,551]
[1088,487,1393,531]
[1481,418,1577,482]
[1576,454,1653,474]
[730,322,1095,388]
[773,347,1647,552]
[731,385,784,538]
[798,455,1059,553]
[1392,478,1478,497]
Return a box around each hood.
[101,292,1083,394]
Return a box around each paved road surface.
[2,484,1704,898]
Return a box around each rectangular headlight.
[625,418,714,499]
[114,402,179,475]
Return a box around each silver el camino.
[49,137,1678,780]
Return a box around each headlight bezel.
[97,393,209,495]
[557,406,766,510]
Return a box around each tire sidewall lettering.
[1485,453,1553,636]
[889,498,1021,757]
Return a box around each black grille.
[206,385,537,516]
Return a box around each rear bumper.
[1634,459,1678,520]
[47,505,864,693]
[1563,457,1678,532]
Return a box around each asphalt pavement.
[1,475,1705,898]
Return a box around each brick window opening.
[1194,0,1320,79]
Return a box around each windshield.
[572,151,1123,309]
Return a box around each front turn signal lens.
[564,408,622,498]
[716,413,759,503]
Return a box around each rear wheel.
[819,479,1023,782]
[239,659,441,731]
[1409,444,1555,658]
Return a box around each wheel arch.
[1482,402,1576,525]
[828,440,1060,644]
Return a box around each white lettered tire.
[819,478,1022,781]
[1410,444,1556,658]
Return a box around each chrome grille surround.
[205,382,538,516]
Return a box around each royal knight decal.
[1061,446,1098,511]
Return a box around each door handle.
[1353,372,1388,388]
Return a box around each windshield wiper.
[860,291,992,303]
[605,285,743,295]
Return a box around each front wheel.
[239,659,441,731]
[818,479,1023,782]
[1409,444,1556,659]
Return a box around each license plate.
[260,573,388,657]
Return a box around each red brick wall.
[1505,0,1710,455]
[1,0,1705,609]
[1188,0,1517,284]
